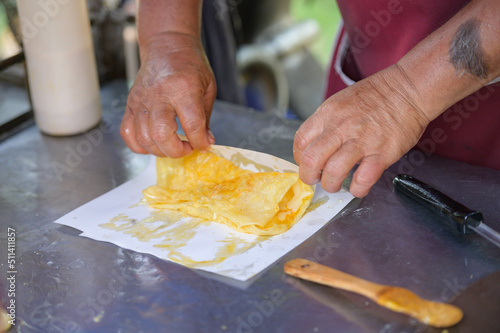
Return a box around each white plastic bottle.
[16,0,101,136]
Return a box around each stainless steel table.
[1,81,499,333]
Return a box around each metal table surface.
[1,81,499,333]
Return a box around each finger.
[121,108,149,154]
[176,91,211,152]
[349,155,387,198]
[203,79,217,128]
[298,130,342,185]
[203,80,217,145]
[293,115,323,165]
[134,108,165,156]
[150,103,193,158]
[320,140,363,193]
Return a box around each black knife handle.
[393,174,482,234]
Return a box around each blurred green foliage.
[0,6,6,36]
[290,0,341,68]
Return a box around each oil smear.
[100,210,269,269]
[305,196,329,213]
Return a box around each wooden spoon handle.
[284,258,463,328]
[284,258,386,301]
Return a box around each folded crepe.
[142,150,314,236]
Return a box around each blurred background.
[0,0,340,139]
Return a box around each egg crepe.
[142,150,314,236]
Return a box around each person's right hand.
[121,32,217,158]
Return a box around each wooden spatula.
[284,258,463,328]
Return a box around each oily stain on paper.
[305,196,329,213]
[100,211,268,268]
[99,193,329,268]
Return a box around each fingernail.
[207,129,215,145]
[315,170,323,184]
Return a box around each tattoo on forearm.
[449,19,488,79]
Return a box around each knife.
[393,174,500,248]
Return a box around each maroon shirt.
[326,0,500,170]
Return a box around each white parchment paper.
[55,146,354,281]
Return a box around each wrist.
[137,0,203,53]
[367,64,433,128]
[139,31,204,62]
[390,62,444,122]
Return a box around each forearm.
[137,0,203,53]
[394,0,500,121]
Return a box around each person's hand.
[121,32,217,158]
[293,65,431,197]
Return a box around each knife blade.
[393,174,500,248]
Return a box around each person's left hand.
[293,65,431,197]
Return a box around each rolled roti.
[143,150,314,235]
